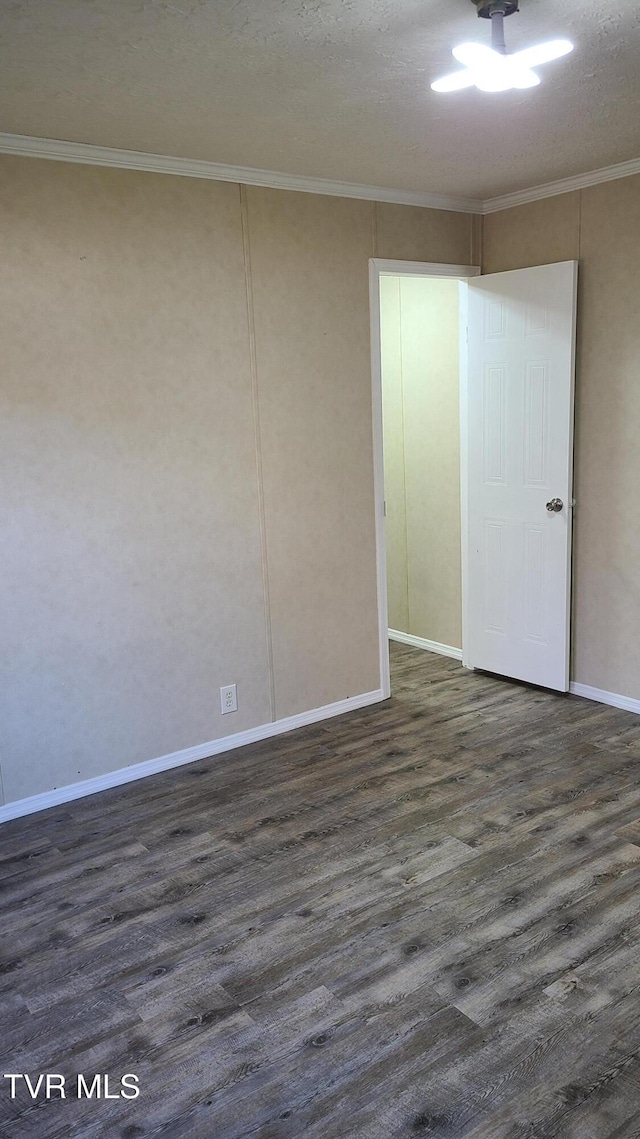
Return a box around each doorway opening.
[369,259,480,697]
[370,257,578,699]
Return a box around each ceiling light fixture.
[431,0,573,94]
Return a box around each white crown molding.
[482,156,640,214]
[2,131,639,226]
[569,681,640,717]
[0,686,385,824]
[388,629,463,661]
[0,132,482,214]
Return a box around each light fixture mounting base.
[471,0,519,18]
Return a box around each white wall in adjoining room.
[380,275,462,651]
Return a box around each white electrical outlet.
[220,684,237,714]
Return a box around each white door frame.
[369,258,481,697]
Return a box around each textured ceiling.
[1,0,640,200]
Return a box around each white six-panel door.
[465,261,578,691]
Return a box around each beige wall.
[483,175,640,699]
[381,276,462,649]
[245,187,380,717]
[0,154,475,806]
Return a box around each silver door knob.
[546,497,564,512]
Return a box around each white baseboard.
[5,672,635,826]
[388,629,463,661]
[0,687,385,825]
[569,682,640,716]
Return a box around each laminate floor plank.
[2,642,640,1136]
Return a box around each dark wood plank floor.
[3,643,640,1138]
